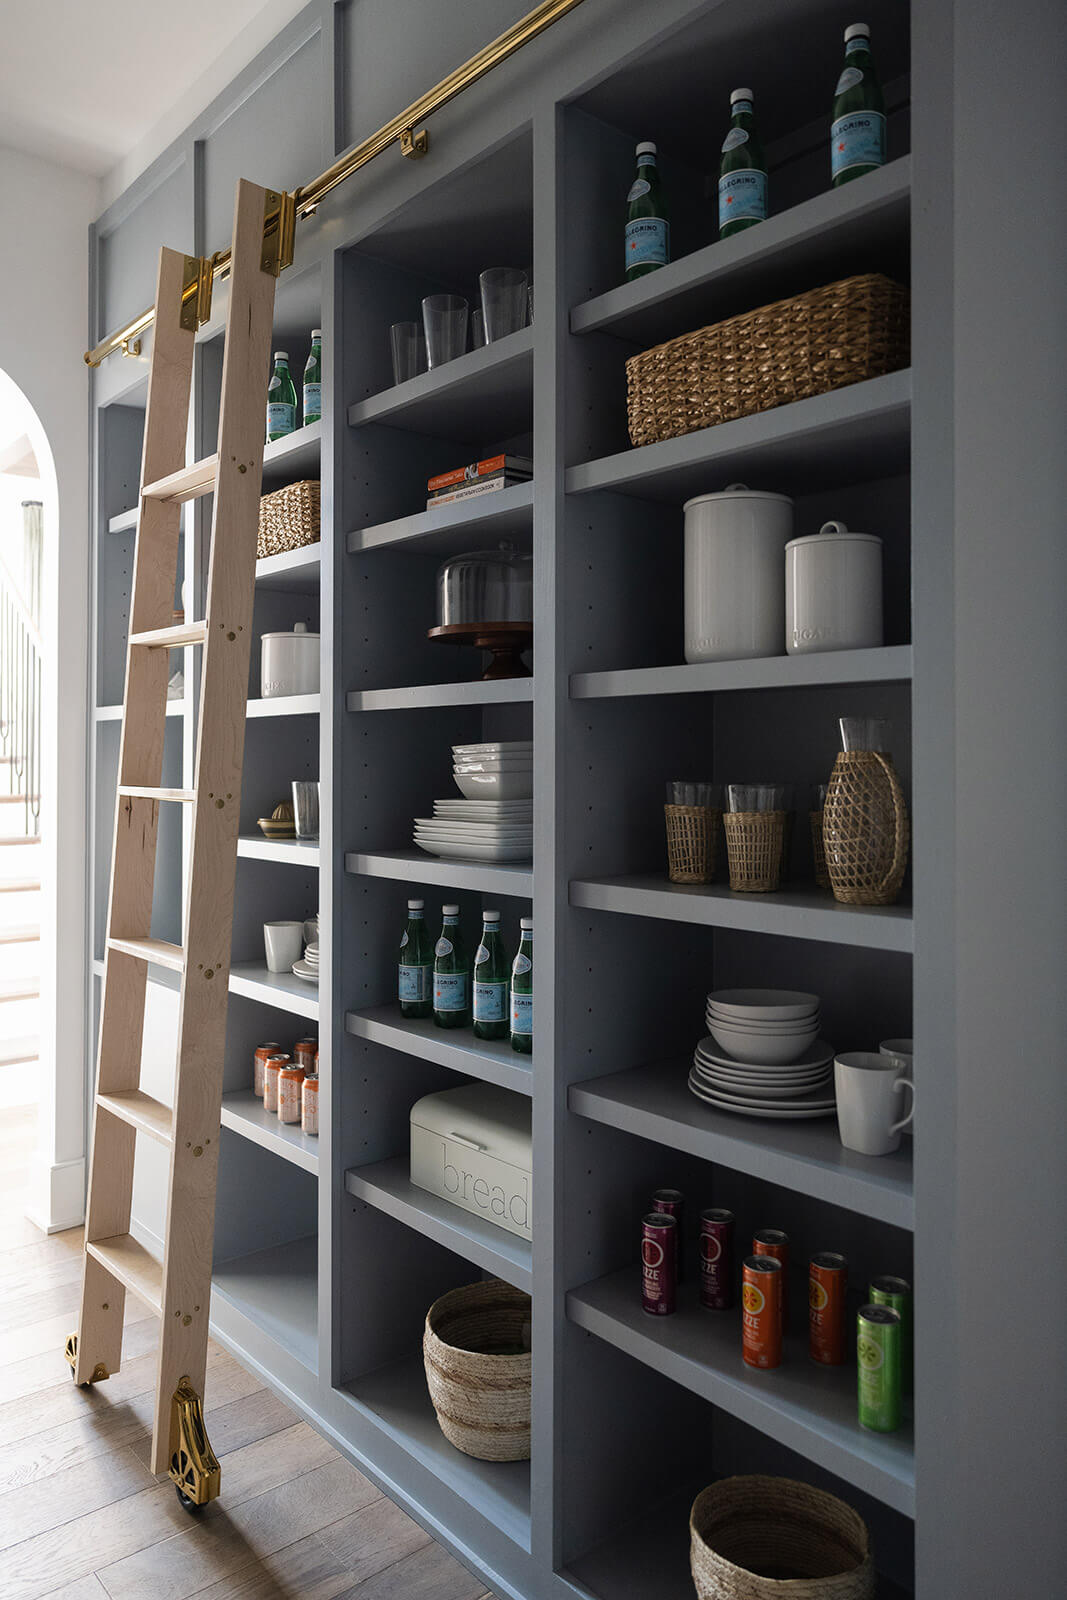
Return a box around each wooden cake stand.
[427,622,533,681]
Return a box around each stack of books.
[426,453,532,509]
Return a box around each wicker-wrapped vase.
[666,804,721,884]
[690,1476,875,1600]
[723,811,786,893]
[423,1278,531,1462]
[257,479,321,559]
[810,808,831,890]
[626,274,909,449]
[823,752,909,905]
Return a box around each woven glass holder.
[810,809,831,889]
[723,810,786,893]
[823,751,909,905]
[665,804,720,884]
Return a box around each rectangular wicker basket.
[257,479,321,559]
[625,273,910,448]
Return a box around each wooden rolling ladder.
[67,179,290,1509]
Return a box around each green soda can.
[869,1275,912,1395]
[857,1304,902,1432]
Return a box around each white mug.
[880,1037,913,1076]
[834,1051,915,1156]
[264,920,303,974]
[303,916,319,946]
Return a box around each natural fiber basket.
[626,274,909,448]
[666,804,721,884]
[690,1476,875,1600]
[823,752,909,906]
[423,1279,531,1462]
[723,811,786,893]
[257,479,321,559]
[810,809,831,890]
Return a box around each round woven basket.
[689,1477,875,1600]
[723,811,786,893]
[666,804,721,884]
[823,752,909,906]
[810,809,831,890]
[423,1279,531,1462]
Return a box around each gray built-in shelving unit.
[85,2,1067,1597]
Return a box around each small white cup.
[303,916,319,946]
[880,1037,913,1076]
[834,1051,915,1156]
[264,920,303,973]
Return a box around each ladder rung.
[0,924,40,945]
[107,935,185,972]
[129,620,208,649]
[85,1234,163,1315]
[0,879,40,892]
[142,453,219,504]
[119,786,197,803]
[97,1089,174,1146]
[0,835,40,845]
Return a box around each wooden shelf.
[568,1269,914,1516]
[261,420,321,488]
[347,677,533,712]
[346,849,533,897]
[96,700,185,721]
[571,646,913,701]
[347,481,533,555]
[570,875,913,953]
[236,834,320,866]
[256,542,321,592]
[221,1090,320,1175]
[346,327,533,442]
[228,961,319,1020]
[107,506,139,535]
[245,692,320,718]
[213,1234,318,1373]
[346,1005,533,1095]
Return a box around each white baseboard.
[24,1155,86,1235]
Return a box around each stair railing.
[0,548,42,838]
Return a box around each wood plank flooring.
[0,1106,496,1600]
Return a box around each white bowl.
[706,1010,820,1033]
[453,770,534,800]
[707,988,821,1021]
[707,1020,820,1065]
[454,758,533,773]
[452,741,533,757]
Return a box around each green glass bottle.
[510,916,533,1054]
[718,89,768,239]
[831,24,886,187]
[625,142,669,281]
[433,904,470,1029]
[473,909,509,1041]
[398,897,433,1020]
[303,329,322,426]
[266,351,297,441]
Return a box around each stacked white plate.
[293,939,319,984]
[452,741,533,802]
[689,989,835,1119]
[414,799,533,863]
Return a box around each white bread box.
[410,1082,531,1241]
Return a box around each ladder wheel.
[175,1485,203,1514]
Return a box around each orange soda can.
[278,1064,306,1124]
[263,1053,290,1113]
[293,1038,318,1072]
[253,1041,282,1098]
[809,1251,848,1365]
[742,1255,783,1369]
[753,1228,790,1327]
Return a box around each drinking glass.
[727,782,787,813]
[292,780,320,840]
[839,716,892,753]
[471,308,487,348]
[390,321,424,384]
[479,268,528,342]
[666,781,722,807]
[422,294,468,368]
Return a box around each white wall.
[0,144,99,1228]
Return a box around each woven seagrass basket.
[823,752,909,906]
[423,1279,531,1462]
[723,811,786,893]
[257,479,321,559]
[666,804,721,884]
[626,274,909,448]
[689,1476,875,1600]
[810,808,831,890]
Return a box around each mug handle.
[890,1076,915,1135]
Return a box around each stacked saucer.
[414,742,533,862]
[293,938,318,984]
[689,989,835,1119]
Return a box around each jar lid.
[683,483,794,512]
[260,622,320,641]
[786,519,882,550]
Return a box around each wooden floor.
[0,1105,496,1600]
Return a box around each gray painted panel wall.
[98,158,191,336]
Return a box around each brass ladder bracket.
[261,190,297,276]
[400,126,430,160]
[170,1376,221,1508]
[65,1332,109,1386]
[180,255,215,332]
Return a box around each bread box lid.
[410,1082,531,1166]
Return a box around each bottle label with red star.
[624,216,669,271]
[831,111,885,180]
[718,169,767,230]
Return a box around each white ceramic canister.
[260,620,320,697]
[785,520,883,655]
[683,485,794,663]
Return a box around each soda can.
[253,1041,282,1098]
[742,1255,782,1369]
[869,1275,912,1394]
[301,1073,319,1136]
[857,1304,902,1432]
[651,1188,684,1280]
[641,1212,677,1315]
[263,1053,290,1114]
[699,1208,734,1310]
[752,1228,790,1327]
[809,1252,848,1366]
[278,1064,306,1124]
[293,1037,318,1073]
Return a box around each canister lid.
[260,621,320,641]
[786,519,882,550]
[683,483,794,513]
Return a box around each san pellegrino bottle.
[831,24,886,186]
[398,897,432,1019]
[510,917,533,1054]
[266,351,297,441]
[473,909,509,1040]
[718,88,768,239]
[303,329,322,426]
[625,142,669,281]
[433,904,470,1029]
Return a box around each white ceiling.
[0,0,309,189]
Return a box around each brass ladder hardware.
[170,1377,222,1509]
[260,189,297,277]
[121,337,142,359]
[400,126,430,160]
[69,179,279,1511]
[64,1332,109,1385]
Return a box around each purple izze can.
[700,1207,734,1310]
[651,1188,684,1281]
[641,1212,677,1315]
